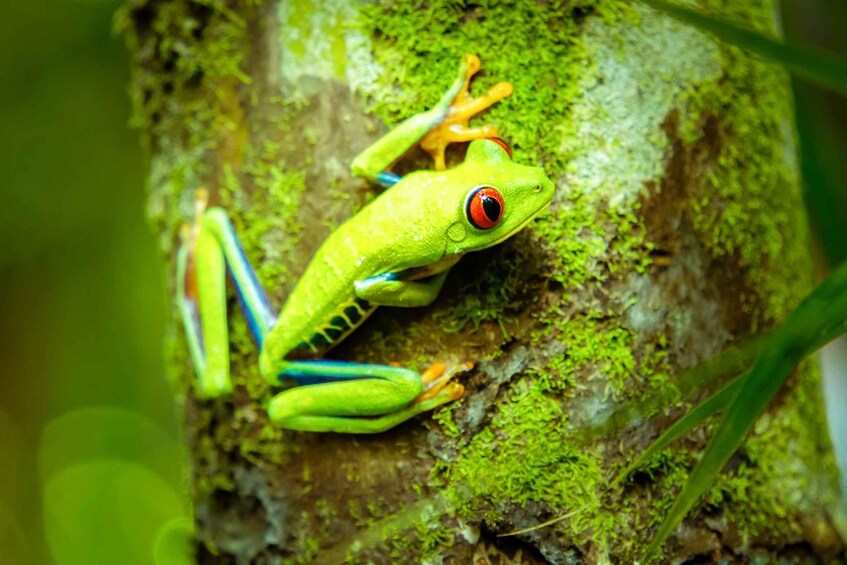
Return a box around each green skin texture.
[179,58,555,434]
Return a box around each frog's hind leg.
[177,194,277,397]
[199,207,277,343]
[178,200,232,397]
[268,360,467,433]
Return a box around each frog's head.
[441,138,555,255]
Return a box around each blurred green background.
[782,0,847,504]
[0,1,844,563]
[0,1,188,563]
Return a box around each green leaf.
[572,335,766,447]
[614,372,745,486]
[640,0,847,96]
[643,261,847,561]
[794,84,847,266]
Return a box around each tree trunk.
[120,0,845,562]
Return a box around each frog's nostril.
[533,184,541,192]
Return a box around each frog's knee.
[267,390,303,425]
[198,371,233,398]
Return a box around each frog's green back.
[259,172,445,367]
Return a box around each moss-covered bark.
[120,0,845,562]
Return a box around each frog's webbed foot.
[415,360,474,403]
[421,54,513,171]
[350,54,512,181]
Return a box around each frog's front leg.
[350,250,462,307]
[351,54,512,181]
[267,360,468,433]
[353,271,449,308]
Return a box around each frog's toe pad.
[442,381,464,402]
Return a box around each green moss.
[116,0,257,254]
[219,140,307,291]
[636,448,700,529]
[534,195,652,291]
[315,498,336,529]
[639,337,675,400]
[415,521,454,559]
[116,0,251,149]
[529,306,671,403]
[535,195,610,288]
[347,499,368,528]
[357,0,613,174]
[680,0,811,327]
[435,248,523,338]
[444,377,608,532]
[386,531,414,560]
[564,317,634,398]
[442,372,685,554]
[293,536,320,565]
[382,518,453,562]
[279,0,351,83]
[431,401,461,438]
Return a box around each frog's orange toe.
[490,81,513,99]
[416,360,473,403]
[464,54,481,74]
[444,382,465,402]
[421,361,446,384]
[420,55,513,171]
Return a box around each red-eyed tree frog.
[177,55,555,434]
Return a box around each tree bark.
[121,0,845,562]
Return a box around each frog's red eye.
[466,186,505,230]
[487,137,513,159]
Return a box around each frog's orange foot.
[421,55,513,171]
[416,361,474,403]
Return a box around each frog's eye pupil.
[482,195,501,221]
[466,186,505,230]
